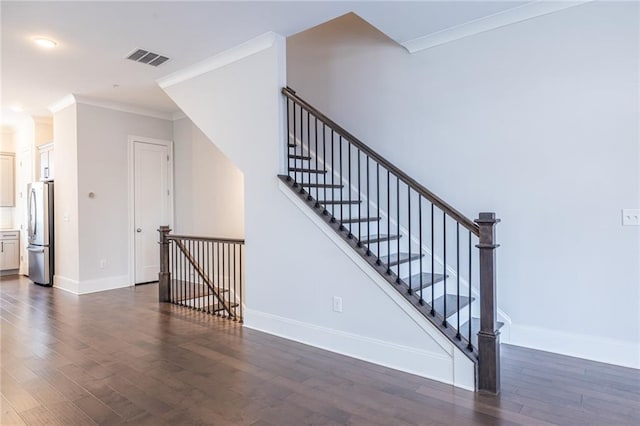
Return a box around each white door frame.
[127,135,174,286]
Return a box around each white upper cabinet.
[39,142,54,181]
[0,153,15,207]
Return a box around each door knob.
[136,228,142,233]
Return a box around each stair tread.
[431,294,473,318]
[290,167,327,174]
[362,234,401,244]
[460,317,504,334]
[318,200,361,205]
[171,280,229,301]
[288,154,311,160]
[381,252,423,267]
[402,272,447,290]
[341,217,381,223]
[300,182,344,188]
[207,302,239,312]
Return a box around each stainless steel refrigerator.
[27,181,54,286]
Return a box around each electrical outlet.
[622,209,640,226]
[99,259,107,269]
[332,296,343,313]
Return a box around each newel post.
[475,212,501,395]
[158,225,171,303]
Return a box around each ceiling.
[1,1,528,124]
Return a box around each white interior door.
[134,141,171,284]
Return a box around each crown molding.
[172,111,187,121]
[49,94,173,120]
[402,1,591,53]
[73,96,174,120]
[157,31,279,89]
[48,94,76,114]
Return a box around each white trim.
[48,94,174,120]
[54,274,130,295]
[157,32,277,89]
[54,275,79,294]
[509,323,640,370]
[48,94,75,113]
[74,95,173,120]
[244,308,475,391]
[172,111,187,121]
[401,1,591,53]
[127,136,175,286]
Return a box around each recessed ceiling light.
[10,106,23,112]
[33,37,57,49]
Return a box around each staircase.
[158,228,244,322]
[279,87,503,394]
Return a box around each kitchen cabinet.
[0,153,15,207]
[0,231,19,271]
[39,142,54,181]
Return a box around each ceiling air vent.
[126,48,170,67]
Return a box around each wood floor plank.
[2,275,639,425]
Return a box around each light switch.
[622,209,640,226]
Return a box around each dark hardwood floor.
[1,275,638,425]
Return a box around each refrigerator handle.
[30,188,37,238]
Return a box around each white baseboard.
[244,308,475,391]
[54,275,80,294]
[509,323,640,369]
[54,274,131,295]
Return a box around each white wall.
[173,117,244,238]
[53,105,80,285]
[0,127,16,229]
[161,34,476,389]
[287,4,640,367]
[73,103,173,292]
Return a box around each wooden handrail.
[282,87,480,236]
[166,234,245,244]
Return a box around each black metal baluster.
[331,130,335,219]
[357,149,361,242]
[233,243,237,320]
[376,164,380,260]
[227,242,231,319]
[419,195,423,304]
[286,98,290,176]
[385,169,390,273]
[196,240,200,311]
[306,110,311,194]
[239,244,244,322]
[443,212,447,327]
[407,186,411,291]
[348,142,352,237]
[314,117,318,201]
[298,105,303,189]
[293,102,298,182]
[396,176,400,280]
[216,242,221,316]
[431,204,435,316]
[339,136,343,223]
[205,241,210,314]
[322,123,327,210]
[468,231,473,350]
[169,240,173,303]
[456,223,461,338]
[366,155,370,254]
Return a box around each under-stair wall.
[159,33,476,389]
